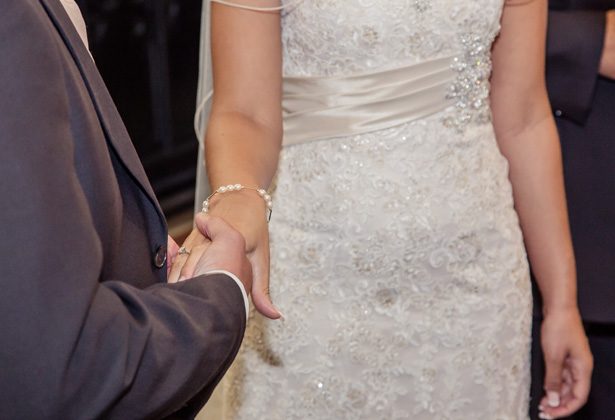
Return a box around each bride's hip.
[273,110,513,226]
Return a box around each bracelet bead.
[202,184,272,222]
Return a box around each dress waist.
[282,55,456,146]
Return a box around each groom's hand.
[168,213,253,294]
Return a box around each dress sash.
[282,54,456,146]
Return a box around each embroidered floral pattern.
[219,1,531,419]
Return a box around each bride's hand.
[166,235,180,278]
[194,190,281,320]
[167,228,210,283]
[210,191,281,319]
[538,308,593,419]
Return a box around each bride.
[179,0,593,418]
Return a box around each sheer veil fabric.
[193,0,213,214]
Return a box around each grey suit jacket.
[0,1,246,418]
[542,0,615,324]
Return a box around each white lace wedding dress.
[212,0,532,419]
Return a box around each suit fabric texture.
[530,0,615,418]
[0,1,246,419]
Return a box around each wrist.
[541,301,580,318]
[203,189,271,252]
[203,184,273,222]
[208,191,267,218]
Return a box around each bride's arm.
[176,0,283,319]
[490,0,592,417]
[207,0,283,191]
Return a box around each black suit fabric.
[545,0,615,324]
[0,1,245,419]
[530,1,615,419]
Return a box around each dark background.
[75,0,202,218]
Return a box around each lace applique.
[280,0,504,136]
[281,0,504,78]
[221,113,532,420]
[414,0,431,13]
[219,1,531,419]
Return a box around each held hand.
[538,309,593,419]
[167,214,253,294]
[599,10,615,79]
[206,191,282,320]
[166,235,180,278]
[167,227,210,283]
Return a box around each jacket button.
[154,245,167,269]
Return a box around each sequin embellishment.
[443,32,497,132]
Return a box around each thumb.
[252,284,282,320]
[250,254,282,320]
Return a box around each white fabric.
[281,55,456,145]
[193,0,215,215]
[197,1,532,419]
[59,0,89,49]
[204,270,250,321]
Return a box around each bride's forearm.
[204,109,282,191]
[496,116,578,317]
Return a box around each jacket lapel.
[39,0,164,219]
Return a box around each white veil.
[193,0,301,215]
[193,0,214,215]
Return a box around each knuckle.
[179,265,192,280]
[204,213,220,223]
[228,230,247,249]
[209,214,227,226]
[191,243,208,253]
[194,211,209,224]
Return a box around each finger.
[250,250,282,320]
[182,226,213,251]
[252,284,281,319]
[194,212,237,242]
[168,225,214,283]
[542,363,592,419]
[557,360,591,416]
[168,249,190,283]
[178,243,210,281]
[166,235,180,277]
[542,349,565,409]
[548,397,587,419]
[558,367,574,407]
[193,213,253,287]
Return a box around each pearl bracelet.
[202,184,273,222]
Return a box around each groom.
[0,1,249,418]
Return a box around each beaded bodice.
[281,0,505,135]
[281,0,504,78]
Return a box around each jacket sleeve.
[545,9,606,124]
[0,2,244,419]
